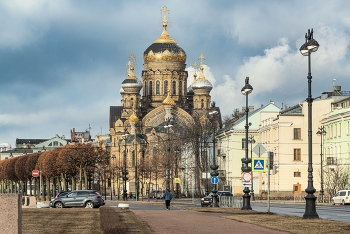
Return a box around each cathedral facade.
[109,6,222,198]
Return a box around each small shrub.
[100,206,127,234]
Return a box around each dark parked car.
[50,190,104,208]
[201,191,233,207]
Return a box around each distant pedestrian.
[164,189,172,210]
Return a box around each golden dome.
[129,110,139,122]
[143,6,186,63]
[162,89,176,106]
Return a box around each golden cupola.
[143,6,186,64]
[162,89,176,106]
[191,54,213,95]
[121,55,143,93]
[129,109,139,123]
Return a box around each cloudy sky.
[1,0,350,147]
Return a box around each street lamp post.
[248,135,256,201]
[164,121,173,191]
[241,77,253,210]
[209,110,219,207]
[204,142,209,196]
[122,128,129,201]
[316,126,326,203]
[174,147,180,198]
[300,28,319,219]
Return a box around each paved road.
[252,202,350,222]
[107,200,288,234]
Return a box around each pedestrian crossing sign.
[252,158,266,172]
[174,177,181,184]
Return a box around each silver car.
[50,190,104,208]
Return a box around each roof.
[16,138,48,145]
[109,106,124,128]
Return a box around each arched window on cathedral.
[172,81,176,95]
[179,81,182,95]
[149,81,153,95]
[144,82,148,96]
[201,99,204,109]
[164,80,168,95]
[156,81,160,95]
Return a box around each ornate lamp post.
[248,135,256,201]
[316,126,326,203]
[300,28,319,219]
[164,120,173,191]
[122,128,129,201]
[209,110,219,207]
[174,147,180,198]
[241,77,253,210]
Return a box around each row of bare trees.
[0,143,109,201]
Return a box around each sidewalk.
[132,209,289,234]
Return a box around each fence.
[219,196,243,208]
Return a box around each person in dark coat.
[164,189,172,210]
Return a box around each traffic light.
[269,152,274,169]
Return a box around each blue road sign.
[252,158,266,172]
[211,176,219,184]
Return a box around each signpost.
[174,177,181,184]
[252,158,266,172]
[32,170,39,178]
[211,176,219,184]
[242,172,252,182]
[253,143,266,157]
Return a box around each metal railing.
[219,196,243,208]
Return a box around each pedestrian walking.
[164,189,172,210]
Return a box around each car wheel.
[201,204,204,207]
[85,201,94,208]
[54,202,63,208]
[331,199,335,205]
[342,200,345,205]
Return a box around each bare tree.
[324,165,350,198]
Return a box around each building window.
[242,138,247,150]
[179,81,182,95]
[294,172,301,177]
[293,128,301,140]
[164,80,168,95]
[149,81,153,95]
[330,125,333,138]
[144,82,148,96]
[201,99,204,109]
[156,81,160,95]
[294,149,301,161]
[53,141,58,146]
[172,81,176,95]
